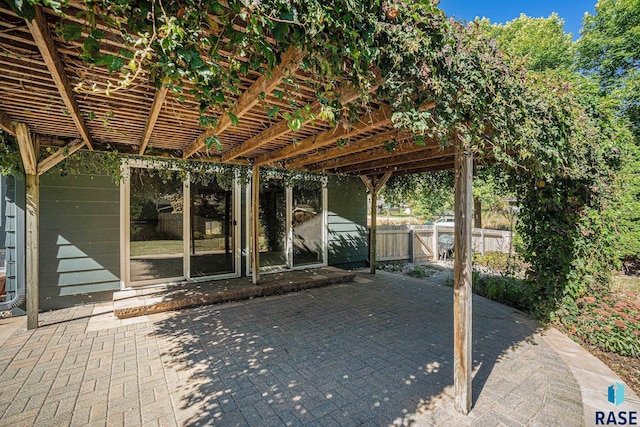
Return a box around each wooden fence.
[373,224,513,263]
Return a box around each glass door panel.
[129,168,184,282]
[292,184,324,266]
[190,178,235,277]
[259,179,287,269]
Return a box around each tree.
[478,13,575,72]
[577,0,640,268]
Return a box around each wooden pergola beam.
[255,104,393,166]
[222,82,379,162]
[25,6,93,150]
[139,86,169,155]
[287,129,411,169]
[335,146,455,175]
[37,139,85,175]
[15,123,38,175]
[310,138,434,172]
[361,172,392,274]
[0,110,16,135]
[184,46,304,159]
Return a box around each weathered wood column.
[26,174,40,330]
[15,123,39,330]
[453,141,473,414]
[251,165,261,285]
[361,173,391,274]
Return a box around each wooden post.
[473,197,482,229]
[16,123,39,329]
[370,191,377,274]
[26,174,39,330]
[432,225,439,261]
[251,165,260,285]
[409,229,415,262]
[453,140,473,414]
[360,173,391,274]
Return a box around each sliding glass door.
[258,178,288,270]
[129,168,184,283]
[125,165,239,286]
[252,179,327,273]
[292,184,324,267]
[190,178,235,277]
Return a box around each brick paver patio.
[0,270,584,426]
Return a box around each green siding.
[2,175,25,314]
[39,174,120,309]
[327,176,367,268]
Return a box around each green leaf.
[94,55,125,73]
[267,106,280,118]
[212,90,225,103]
[61,24,83,41]
[82,36,101,59]
[7,0,36,19]
[228,112,239,126]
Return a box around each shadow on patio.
[148,270,582,426]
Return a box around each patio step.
[113,267,356,319]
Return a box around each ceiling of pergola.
[0,2,455,177]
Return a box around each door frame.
[120,160,241,289]
[245,177,328,276]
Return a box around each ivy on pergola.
[5,0,574,171]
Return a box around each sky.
[438,0,597,39]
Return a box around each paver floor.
[0,270,590,426]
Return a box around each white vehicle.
[434,217,455,226]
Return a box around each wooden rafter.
[287,129,410,169]
[24,6,93,150]
[38,139,85,175]
[139,86,169,155]
[309,138,432,172]
[0,110,16,135]
[255,104,393,166]
[183,46,304,159]
[336,146,454,174]
[391,163,452,176]
[350,155,455,177]
[221,82,378,162]
[15,123,38,175]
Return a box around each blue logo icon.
[608,382,625,406]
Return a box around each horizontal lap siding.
[2,176,25,313]
[40,174,120,309]
[327,176,367,269]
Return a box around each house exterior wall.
[30,172,367,310]
[39,173,120,310]
[327,176,368,269]
[2,175,25,314]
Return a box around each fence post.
[409,228,415,263]
[481,228,485,256]
[432,225,439,261]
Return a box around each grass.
[131,239,228,256]
[612,275,640,300]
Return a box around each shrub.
[559,292,640,357]
[472,274,532,311]
[407,266,435,278]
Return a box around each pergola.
[0,3,474,413]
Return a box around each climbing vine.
[4,1,630,318]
